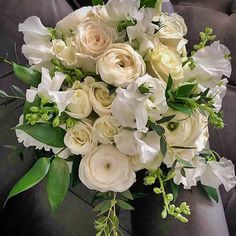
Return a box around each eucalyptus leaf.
[11,85,26,97]
[148,121,165,136]
[170,180,179,202]
[47,157,70,211]
[165,75,173,97]
[160,136,167,157]
[168,103,193,115]
[156,115,176,124]
[16,123,66,148]
[202,185,219,203]
[177,158,193,168]
[117,200,134,210]
[13,63,41,87]
[121,190,133,200]
[6,158,50,203]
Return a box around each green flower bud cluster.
[117,19,136,32]
[138,83,152,94]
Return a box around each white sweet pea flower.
[200,158,236,192]
[18,16,53,66]
[112,82,148,131]
[79,144,136,192]
[184,41,232,88]
[114,129,161,164]
[64,120,98,155]
[26,68,73,114]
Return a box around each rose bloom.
[85,77,115,116]
[97,43,146,88]
[66,81,92,119]
[146,42,184,83]
[64,120,98,155]
[79,144,136,192]
[93,116,120,144]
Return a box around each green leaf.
[92,0,104,6]
[16,123,66,148]
[121,190,133,200]
[13,63,41,87]
[156,115,176,124]
[170,180,179,202]
[23,96,41,122]
[202,185,219,203]
[171,146,196,150]
[132,192,147,199]
[175,83,197,98]
[168,103,193,115]
[6,158,50,202]
[94,199,117,215]
[47,157,70,211]
[165,75,173,98]
[148,121,165,136]
[160,136,167,157]
[140,0,158,8]
[177,158,193,168]
[117,200,134,210]
[180,168,186,177]
[70,156,81,188]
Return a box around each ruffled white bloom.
[55,7,92,35]
[93,116,120,144]
[15,116,70,158]
[18,16,53,65]
[146,42,184,83]
[184,41,232,88]
[85,77,115,116]
[66,81,92,120]
[97,43,146,88]
[200,158,236,192]
[112,82,148,131]
[162,111,209,167]
[79,144,136,192]
[114,129,161,164]
[64,120,98,155]
[153,13,187,52]
[26,68,73,114]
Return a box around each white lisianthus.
[26,68,73,114]
[114,129,161,164]
[18,16,53,66]
[55,7,92,35]
[79,144,136,192]
[112,82,148,131]
[184,41,232,88]
[153,13,188,52]
[136,74,168,121]
[200,158,236,192]
[64,120,98,155]
[85,77,115,117]
[162,111,209,167]
[93,116,120,144]
[52,39,78,67]
[146,42,184,83]
[97,43,146,88]
[66,81,92,120]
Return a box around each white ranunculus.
[184,41,232,88]
[26,68,73,114]
[114,129,161,164]
[97,43,146,88]
[136,74,168,121]
[112,82,148,131]
[93,116,120,144]
[79,144,136,192]
[200,158,236,192]
[52,38,78,67]
[153,13,187,52]
[64,120,98,155]
[146,42,184,83]
[85,77,115,117]
[66,81,92,120]
[162,111,209,167]
[56,7,92,35]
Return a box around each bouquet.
[1,0,235,235]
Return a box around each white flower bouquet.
[0,0,235,235]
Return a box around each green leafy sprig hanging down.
[165,75,224,129]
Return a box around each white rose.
[154,13,187,52]
[66,81,92,120]
[161,111,209,167]
[85,77,115,116]
[64,120,98,155]
[146,42,184,83]
[93,116,120,144]
[79,144,136,192]
[97,43,146,88]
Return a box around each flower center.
[167,122,179,131]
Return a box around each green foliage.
[117,200,134,210]
[117,19,136,32]
[6,158,50,203]
[47,157,70,211]
[92,0,104,6]
[120,190,133,200]
[16,123,66,148]
[160,136,167,157]
[201,185,219,203]
[13,63,41,87]
[170,180,179,202]
[140,0,159,8]
[70,156,82,188]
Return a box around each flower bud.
[66,117,75,129]
[52,116,60,127]
[161,207,167,219]
[153,187,162,194]
[30,106,40,113]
